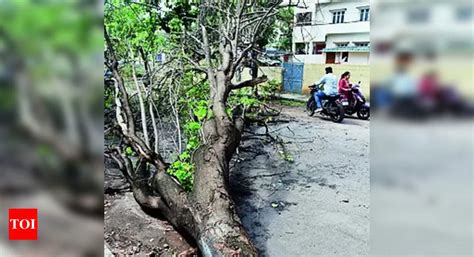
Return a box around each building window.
[360,8,370,21]
[354,42,370,47]
[456,6,473,22]
[295,43,308,55]
[296,12,312,26]
[313,42,326,55]
[340,52,349,63]
[335,42,349,47]
[332,10,345,24]
[407,8,430,23]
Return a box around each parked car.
[257,55,281,66]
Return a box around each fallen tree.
[105,1,300,255]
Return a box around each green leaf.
[125,146,135,156]
[185,122,201,133]
[193,106,208,121]
[179,151,191,160]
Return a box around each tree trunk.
[191,141,257,256]
[128,71,258,256]
[189,71,257,256]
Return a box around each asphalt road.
[370,118,473,256]
[231,104,370,257]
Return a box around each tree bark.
[192,142,257,256]
[251,50,259,98]
[189,70,258,256]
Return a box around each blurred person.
[390,67,418,117]
[383,53,421,117]
[417,70,440,112]
[418,70,473,116]
[390,65,417,98]
[312,66,338,112]
[418,70,440,101]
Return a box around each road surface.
[231,104,370,257]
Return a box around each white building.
[292,0,370,65]
[371,0,473,56]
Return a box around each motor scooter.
[341,81,370,120]
[306,85,345,123]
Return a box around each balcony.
[295,19,369,27]
[293,20,369,42]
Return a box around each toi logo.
[8,208,38,240]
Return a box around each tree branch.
[105,25,169,172]
[231,75,268,90]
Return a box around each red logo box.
[8,208,38,240]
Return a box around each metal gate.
[282,62,304,93]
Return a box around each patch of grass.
[278,150,294,163]
[274,99,306,107]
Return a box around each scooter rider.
[312,67,339,112]
[339,71,354,106]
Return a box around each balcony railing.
[295,19,369,27]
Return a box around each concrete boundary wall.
[303,64,370,96]
[238,64,370,97]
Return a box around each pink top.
[338,78,351,94]
[418,75,439,98]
